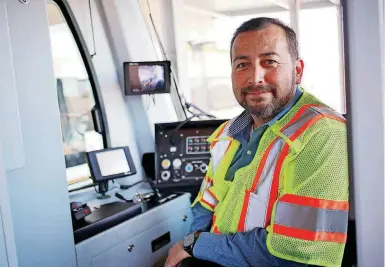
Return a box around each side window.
[177,1,345,118]
[47,1,108,190]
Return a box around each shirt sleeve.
[193,228,306,267]
[190,203,213,232]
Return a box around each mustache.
[241,85,275,94]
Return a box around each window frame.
[49,0,110,190]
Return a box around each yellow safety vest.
[192,90,349,267]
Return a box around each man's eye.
[236,63,249,70]
[263,60,279,66]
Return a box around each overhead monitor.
[124,61,171,95]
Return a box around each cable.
[170,69,188,118]
[184,102,216,119]
[145,0,187,119]
[113,180,143,190]
[169,113,214,145]
[88,0,96,58]
[144,0,218,120]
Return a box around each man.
[166,17,348,267]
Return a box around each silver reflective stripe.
[244,193,268,230]
[275,202,348,233]
[256,138,286,198]
[202,188,218,207]
[282,108,318,137]
[211,140,231,173]
[310,106,345,121]
[242,107,321,231]
[199,178,211,193]
[244,138,285,231]
[210,119,234,173]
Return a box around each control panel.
[154,119,226,189]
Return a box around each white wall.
[2,0,77,265]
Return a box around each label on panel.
[0,1,25,171]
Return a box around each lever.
[115,193,131,203]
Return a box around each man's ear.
[295,58,304,84]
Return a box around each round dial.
[173,158,182,169]
[199,163,208,173]
[185,163,193,173]
[161,171,170,181]
[161,159,171,169]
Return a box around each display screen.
[86,146,137,182]
[96,149,131,177]
[124,61,171,95]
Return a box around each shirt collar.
[228,86,303,137]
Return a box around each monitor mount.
[97,181,110,199]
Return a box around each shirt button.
[247,150,251,155]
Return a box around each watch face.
[183,232,195,247]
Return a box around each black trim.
[123,60,171,96]
[51,0,110,149]
[86,146,137,183]
[50,0,110,191]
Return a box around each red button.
[84,209,89,214]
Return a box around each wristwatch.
[183,231,201,256]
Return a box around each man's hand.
[165,241,191,267]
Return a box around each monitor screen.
[86,147,137,182]
[96,149,130,177]
[124,61,171,95]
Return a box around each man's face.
[231,25,304,118]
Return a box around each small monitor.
[124,61,171,95]
[86,147,137,183]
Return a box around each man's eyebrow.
[260,52,281,57]
[232,55,249,64]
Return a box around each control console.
[154,119,226,189]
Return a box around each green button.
[247,150,251,155]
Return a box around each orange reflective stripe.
[290,114,323,141]
[211,215,221,233]
[206,188,218,202]
[236,104,346,232]
[281,104,322,131]
[225,138,234,153]
[201,198,216,210]
[325,114,346,124]
[279,194,349,211]
[265,144,289,227]
[273,224,347,244]
[266,110,325,226]
[204,175,212,184]
[210,121,229,150]
[237,190,251,231]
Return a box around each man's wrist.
[183,231,201,256]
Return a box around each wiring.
[88,0,97,57]
[169,113,215,145]
[144,0,217,120]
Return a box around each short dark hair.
[230,17,299,61]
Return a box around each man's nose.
[249,66,264,84]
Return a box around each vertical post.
[171,0,191,102]
[289,0,300,40]
[336,4,346,113]
[342,0,384,266]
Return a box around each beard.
[240,74,296,118]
